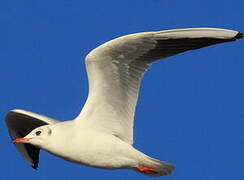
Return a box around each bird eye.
[35,131,42,136]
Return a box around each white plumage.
[6,28,242,177]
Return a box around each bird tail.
[134,156,175,177]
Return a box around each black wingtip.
[32,164,38,170]
[235,32,243,39]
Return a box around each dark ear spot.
[47,128,52,135]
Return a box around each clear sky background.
[1,0,243,180]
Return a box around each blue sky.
[1,0,243,179]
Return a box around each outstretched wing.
[5,109,59,169]
[75,28,242,144]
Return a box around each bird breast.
[45,130,140,169]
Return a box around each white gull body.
[6,28,242,177]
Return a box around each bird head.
[13,125,53,148]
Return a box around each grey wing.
[5,109,59,169]
[75,28,242,145]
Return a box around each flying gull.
[6,28,243,177]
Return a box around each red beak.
[13,138,30,143]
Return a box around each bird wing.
[75,28,242,144]
[5,109,59,169]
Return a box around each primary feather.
[75,28,242,144]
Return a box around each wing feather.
[5,109,59,169]
[75,28,242,144]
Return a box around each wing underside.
[76,28,242,145]
[5,109,59,169]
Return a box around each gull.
[6,28,242,177]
